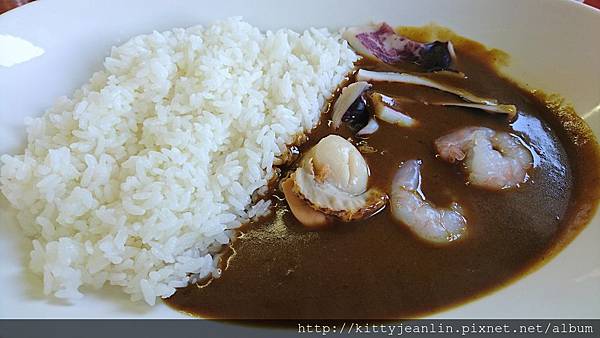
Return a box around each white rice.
[0,18,357,305]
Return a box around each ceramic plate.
[0,0,598,319]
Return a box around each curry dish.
[165,25,600,319]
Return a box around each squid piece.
[356,118,380,136]
[343,22,456,71]
[357,69,518,120]
[367,92,418,127]
[428,101,518,117]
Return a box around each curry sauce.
[165,26,600,319]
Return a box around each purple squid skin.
[355,23,454,71]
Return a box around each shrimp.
[390,160,466,244]
[434,127,533,190]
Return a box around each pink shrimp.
[390,160,466,244]
[435,127,534,190]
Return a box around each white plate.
[1,0,598,319]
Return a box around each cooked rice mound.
[0,18,357,305]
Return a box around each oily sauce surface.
[166,27,600,319]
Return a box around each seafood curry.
[166,24,600,319]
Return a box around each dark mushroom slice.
[331,81,371,129]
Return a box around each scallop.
[288,135,387,222]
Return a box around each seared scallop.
[286,135,387,223]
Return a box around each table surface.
[1,0,600,14]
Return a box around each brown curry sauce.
[165,26,600,319]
